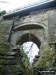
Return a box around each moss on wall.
[0,18,12,74]
[0,20,9,53]
[0,18,13,53]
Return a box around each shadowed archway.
[13,23,44,31]
[16,33,41,49]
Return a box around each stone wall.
[0,17,13,53]
[14,10,49,41]
[48,9,56,43]
[13,9,56,44]
[9,9,56,53]
[0,8,56,53]
[9,10,49,52]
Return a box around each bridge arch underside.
[10,23,45,51]
[13,23,44,31]
[16,33,41,49]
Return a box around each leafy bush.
[33,46,56,71]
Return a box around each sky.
[0,0,52,12]
[0,0,40,12]
[23,42,39,63]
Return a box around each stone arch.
[13,22,45,31]
[10,22,46,51]
[16,33,41,49]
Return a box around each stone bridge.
[3,1,56,53]
[2,1,56,75]
[9,11,48,53]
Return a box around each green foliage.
[0,19,11,52]
[0,18,11,75]
[0,11,6,16]
[0,43,9,53]
[0,65,5,75]
[33,46,56,71]
[20,47,29,67]
[14,45,33,75]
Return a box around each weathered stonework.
[0,19,13,53]
[1,2,56,75]
[1,8,56,55]
[48,9,56,43]
[8,10,49,53]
